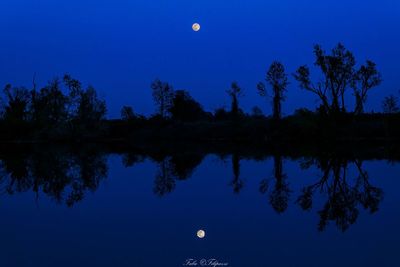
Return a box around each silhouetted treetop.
[294,43,381,115]
[151,79,174,119]
[169,90,207,122]
[3,84,30,122]
[226,82,243,119]
[31,79,68,126]
[258,61,288,120]
[382,95,399,113]
[353,60,382,114]
[1,74,107,138]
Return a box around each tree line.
[1,43,399,140]
[125,43,398,122]
[0,74,106,138]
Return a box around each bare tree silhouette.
[382,95,399,113]
[294,43,381,115]
[151,79,174,119]
[226,82,243,119]
[258,62,289,120]
[353,61,382,114]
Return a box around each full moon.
[197,229,205,239]
[192,23,201,32]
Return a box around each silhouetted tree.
[258,62,288,120]
[30,79,68,127]
[63,74,82,116]
[77,86,106,124]
[294,44,351,114]
[382,95,399,113]
[121,106,136,121]
[226,82,243,119]
[3,84,30,122]
[63,74,82,96]
[353,61,382,114]
[63,75,107,129]
[151,79,174,118]
[294,43,381,115]
[169,90,206,121]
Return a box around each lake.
[0,147,399,267]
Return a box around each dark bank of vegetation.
[1,43,400,145]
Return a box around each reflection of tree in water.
[230,153,244,194]
[297,157,383,232]
[170,153,203,180]
[0,147,108,207]
[259,155,290,213]
[153,158,176,196]
[122,153,145,168]
[66,149,108,206]
[153,153,204,197]
[0,152,31,194]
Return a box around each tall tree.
[352,61,382,114]
[257,61,288,120]
[294,44,354,114]
[76,86,107,125]
[30,79,68,126]
[226,82,243,118]
[151,79,174,118]
[63,74,82,117]
[63,75,106,127]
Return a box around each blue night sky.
[0,0,399,118]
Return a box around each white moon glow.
[197,229,205,238]
[192,23,201,32]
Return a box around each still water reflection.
[0,147,399,266]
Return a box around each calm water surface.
[0,151,399,267]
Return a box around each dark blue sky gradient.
[0,0,399,117]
